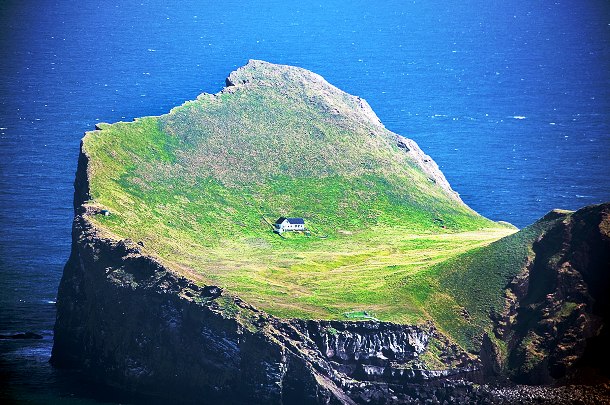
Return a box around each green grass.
[83,61,521,350]
[425,215,564,351]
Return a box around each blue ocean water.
[0,0,608,403]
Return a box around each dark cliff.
[492,204,610,384]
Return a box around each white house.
[274,217,305,233]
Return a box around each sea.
[0,0,608,403]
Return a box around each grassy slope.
[84,60,516,344]
[428,213,566,351]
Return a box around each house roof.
[274,217,305,225]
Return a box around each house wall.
[275,220,305,232]
[276,222,304,232]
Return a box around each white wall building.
[274,217,305,233]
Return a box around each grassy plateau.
[84,60,520,348]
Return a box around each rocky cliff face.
[52,211,346,404]
[492,204,610,384]
[295,320,474,383]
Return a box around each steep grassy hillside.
[426,211,570,351]
[83,60,514,329]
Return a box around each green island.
[83,60,525,350]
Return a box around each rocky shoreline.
[486,382,610,405]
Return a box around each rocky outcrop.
[0,332,43,340]
[394,134,461,201]
[492,204,610,384]
[51,146,480,405]
[296,321,474,383]
[52,62,610,403]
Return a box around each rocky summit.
[51,61,610,404]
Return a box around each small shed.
[274,217,305,233]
